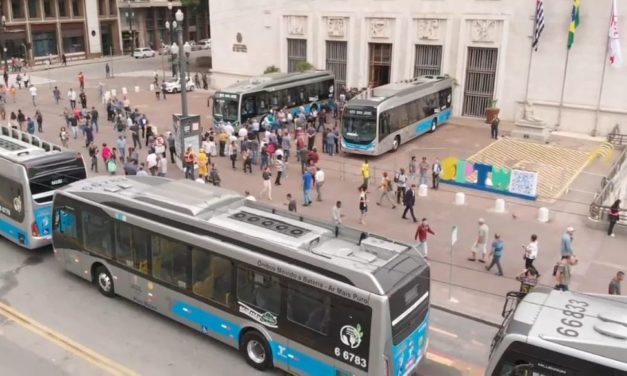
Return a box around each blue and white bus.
[0,125,86,249]
[53,176,430,375]
[213,70,335,128]
[341,75,453,155]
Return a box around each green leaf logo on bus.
[340,324,364,349]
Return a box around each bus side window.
[53,207,78,238]
[115,222,149,273]
[151,235,190,289]
[237,266,281,315]
[439,88,452,109]
[192,249,233,306]
[0,176,25,223]
[287,282,331,335]
[243,95,256,116]
[82,210,113,258]
[380,112,390,139]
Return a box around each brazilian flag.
[568,0,581,49]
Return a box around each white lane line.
[429,326,458,338]
[426,352,454,367]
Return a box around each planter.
[485,107,500,124]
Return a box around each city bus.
[341,75,453,156]
[213,70,335,128]
[52,176,430,376]
[487,286,627,375]
[0,125,86,249]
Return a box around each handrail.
[589,145,627,222]
[607,124,627,146]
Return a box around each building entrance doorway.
[368,43,392,87]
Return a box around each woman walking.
[359,186,368,225]
[608,199,622,237]
[522,234,539,276]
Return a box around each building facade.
[209,0,627,135]
[0,0,121,63]
[117,0,210,54]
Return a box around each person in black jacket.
[402,184,418,223]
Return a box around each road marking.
[429,325,458,338]
[592,259,627,270]
[0,302,137,376]
[426,351,454,367]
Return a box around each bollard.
[122,87,128,95]
[538,207,550,223]
[135,86,140,93]
[455,192,465,205]
[418,184,428,197]
[149,84,154,92]
[494,198,506,213]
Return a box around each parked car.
[163,77,195,93]
[199,39,212,50]
[133,47,156,58]
[188,41,202,51]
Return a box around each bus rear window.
[389,270,430,345]
[29,168,86,198]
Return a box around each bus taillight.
[384,356,391,376]
[31,222,40,237]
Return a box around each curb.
[431,304,501,328]
[24,56,130,73]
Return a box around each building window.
[368,43,392,87]
[58,0,67,17]
[32,31,58,57]
[109,0,116,16]
[43,0,55,18]
[28,0,40,19]
[62,30,85,53]
[287,38,307,73]
[11,0,25,19]
[462,47,498,117]
[71,0,82,17]
[97,0,105,16]
[414,45,442,77]
[326,41,347,92]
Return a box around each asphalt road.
[0,238,494,375]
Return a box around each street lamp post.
[1,15,8,73]
[165,20,177,77]
[125,7,135,55]
[167,1,173,45]
[169,9,191,116]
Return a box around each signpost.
[172,114,202,172]
[449,225,458,303]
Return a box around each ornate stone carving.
[471,19,496,43]
[369,18,391,39]
[287,16,307,36]
[417,19,441,41]
[327,17,346,38]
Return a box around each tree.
[181,0,208,11]
[264,65,280,74]
[295,61,314,73]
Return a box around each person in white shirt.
[238,126,248,141]
[332,201,343,225]
[146,152,158,175]
[67,88,77,109]
[523,234,539,273]
[29,85,37,106]
[245,191,256,201]
[432,158,442,190]
[315,167,325,202]
[136,165,149,176]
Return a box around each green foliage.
[181,0,207,10]
[295,61,314,73]
[264,65,280,74]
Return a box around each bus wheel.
[430,119,438,132]
[94,265,115,297]
[392,136,401,152]
[241,331,273,371]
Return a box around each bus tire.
[94,265,115,297]
[392,136,401,152]
[430,119,438,132]
[240,330,273,371]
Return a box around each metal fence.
[589,145,627,223]
[414,44,442,77]
[287,39,307,73]
[607,124,627,146]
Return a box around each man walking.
[377,172,396,208]
[609,271,624,295]
[485,234,504,276]
[315,167,325,201]
[90,106,99,133]
[415,218,435,258]
[361,159,370,191]
[395,168,408,205]
[285,194,297,212]
[168,132,176,162]
[560,227,575,257]
[67,88,77,109]
[554,255,578,291]
[78,72,85,91]
[491,115,500,140]
[401,184,418,222]
[303,169,313,206]
[105,63,111,78]
[332,201,343,225]
[469,218,489,263]
[260,166,272,200]
[432,158,442,189]
[29,84,37,106]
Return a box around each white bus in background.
[52,176,431,376]
[0,125,86,249]
[341,75,453,156]
[487,287,627,375]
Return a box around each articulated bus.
[487,287,627,375]
[0,125,86,249]
[213,71,335,128]
[52,176,430,376]
[341,75,453,156]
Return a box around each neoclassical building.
[209,0,627,135]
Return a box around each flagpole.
[593,37,610,137]
[556,50,571,128]
[524,19,536,103]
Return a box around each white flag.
[609,0,622,67]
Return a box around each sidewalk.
[8,76,624,326]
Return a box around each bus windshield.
[28,155,86,201]
[213,93,239,123]
[342,108,377,144]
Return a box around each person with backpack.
[376,172,396,208]
[554,255,578,291]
